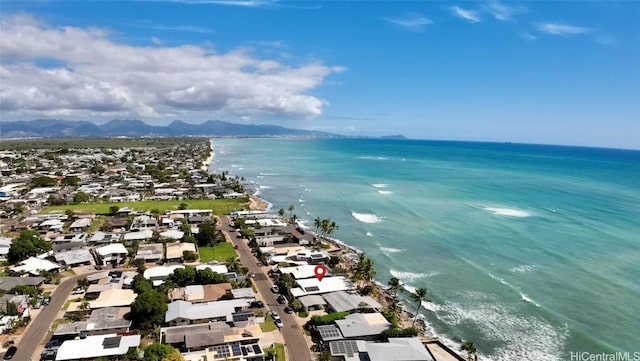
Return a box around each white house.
[95,243,128,266]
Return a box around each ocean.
[209,138,640,361]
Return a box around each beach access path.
[220,215,315,361]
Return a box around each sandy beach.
[200,140,214,172]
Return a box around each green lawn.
[41,198,249,215]
[260,315,276,332]
[275,343,285,361]
[199,242,237,263]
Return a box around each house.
[290,276,355,298]
[169,284,233,303]
[230,288,255,300]
[55,333,141,361]
[334,313,391,340]
[165,242,197,262]
[278,264,325,280]
[0,277,45,292]
[144,265,184,281]
[130,215,158,231]
[95,243,128,266]
[37,219,64,232]
[69,218,92,232]
[52,233,88,245]
[54,248,94,267]
[88,232,121,244]
[103,217,129,232]
[160,322,264,358]
[322,291,382,313]
[135,243,164,263]
[195,264,228,274]
[329,338,434,361]
[0,237,12,262]
[122,230,153,243]
[54,307,132,337]
[11,257,61,275]
[87,289,137,309]
[165,299,250,326]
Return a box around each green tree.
[170,266,196,286]
[73,192,90,204]
[225,256,242,273]
[461,341,479,361]
[353,253,376,286]
[178,203,189,210]
[145,343,177,361]
[60,176,80,186]
[65,209,75,218]
[109,205,120,215]
[11,285,40,298]
[387,277,403,298]
[76,277,90,290]
[410,287,430,326]
[5,301,19,316]
[8,230,51,263]
[196,221,217,246]
[195,268,227,285]
[132,274,153,294]
[130,290,168,330]
[32,176,57,187]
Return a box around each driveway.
[220,216,314,361]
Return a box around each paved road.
[15,274,81,361]
[220,216,314,361]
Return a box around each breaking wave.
[352,212,383,224]
[484,207,531,218]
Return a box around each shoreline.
[245,191,434,339]
[200,139,214,172]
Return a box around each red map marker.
[314,264,327,282]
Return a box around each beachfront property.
[329,337,434,361]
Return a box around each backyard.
[198,242,237,263]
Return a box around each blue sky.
[0,1,638,148]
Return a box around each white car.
[274,318,284,328]
[271,285,279,293]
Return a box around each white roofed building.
[95,243,128,266]
[55,333,141,361]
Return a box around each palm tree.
[287,204,295,219]
[354,253,376,286]
[325,219,339,238]
[461,341,478,361]
[313,217,322,235]
[387,277,403,298]
[278,208,285,218]
[410,287,430,325]
[225,256,242,273]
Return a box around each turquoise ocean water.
[209,138,640,361]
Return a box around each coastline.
[201,139,214,171]
[245,191,433,339]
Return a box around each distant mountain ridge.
[0,119,338,138]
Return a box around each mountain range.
[0,119,338,139]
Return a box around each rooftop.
[55,333,141,360]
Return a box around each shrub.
[381,327,419,339]
[309,311,349,326]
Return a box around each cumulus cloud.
[450,6,480,23]
[537,22,591,36]
[384,13,433,31]
[0,14,343,119]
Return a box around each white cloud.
[450,6,480,23]
[537,22,591,36]
[384,14,433,31]
[0,14,344,120]
[482,1,526,21]
[151,36,163,45]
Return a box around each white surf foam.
[259,172,279,176]
[378,190,393,195]
[259,185,271,190]
[380,246,404,253]
[510,264,537,273]
[484,207,531,218]
[366,232,374,237]
[352,212,383,224]
[439,292,566,361]
[372,183,388,188]
[390,269,438,282]
[520,293,541,307]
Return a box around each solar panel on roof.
[232,343,242,356]
[318,325,343,340]
[305,286,320,292]
[102,336,121,349]
[232,311,253,323]
[252,344,261,354]
[242,346,248,356]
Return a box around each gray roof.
[230,288,255,299]
[335,313,391,339]
[0,276,45,291]
[54,307,131,336]
[53,241,86,252]
[165,299,249,323]
[298,295,327,308]
[135,243,163,260]
[323,291,382,313]
[162,322,234,345]
[54,248,93,266]
[366,338,433,361]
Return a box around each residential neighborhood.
[0,138,466,361]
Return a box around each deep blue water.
[210,138,640,361]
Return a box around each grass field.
[199,242,237,263]
[42,198,249,215]
[260,315,276,332]
[275,343,285,361]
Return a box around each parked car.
[284,306,293,314]
[274,318,284,328]
[270,311,280,320]
[3,346,17,360]
[72,288,84,294]
[249,300,264,308]
[270,285,279,293]
[277,295,287,304]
